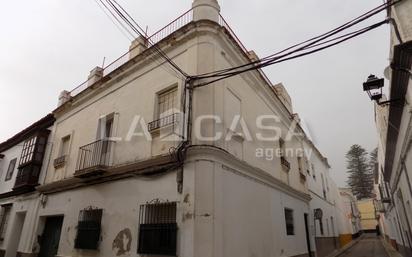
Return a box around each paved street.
[340,235,389,257]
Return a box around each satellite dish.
[384,66,391,80]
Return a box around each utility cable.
[192,0,402,80]
[192,19,390,88]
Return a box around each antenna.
[102,57,106,68]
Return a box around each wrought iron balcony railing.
[148,113,180,132]
[75,139,114,178]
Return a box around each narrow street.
[340,235,389,257]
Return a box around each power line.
[103,0,189,78]
[94,0,135,41]
[192,19,390,88]
[192,0,400,80]
[93,0,188,80]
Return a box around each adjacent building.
[0,114,55,257]
[373,0,412,256]
[357,199,378,233]
[337,188,362,242]
[303,139,339,257]
[0,1,360,257]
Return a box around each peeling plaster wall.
[0,194,42,257]
[38,172,184,257]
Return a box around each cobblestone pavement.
[340,234,389,257]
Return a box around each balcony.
[281,156,291,171]
[13,165,41,191]
[148,113,180,132]
[74,140,114,178]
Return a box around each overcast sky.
[0,0,389,186]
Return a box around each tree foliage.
[346,144,375,199]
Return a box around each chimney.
[192,0,220,23]
[129,36,148,60]
[58,90,71,107]
[87,66,103,87]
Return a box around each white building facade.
[0,115,55,257]
[0,1,353,257]
[33,1,314,257]
[374,0,412,256]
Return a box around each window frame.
[19,136,37,167]
[137,201,178,256]
[74,208,103,250]
[5,158,17,181]
[319,218,324,235]
[97,113,116,140]
[284,208,295,236]
[59,135,71,158]
[156,86,178,119]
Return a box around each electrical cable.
[95,0,188,80]
[104,0,189,78]
[192,19,390,88]
[94,0,134,41]
[192,0,402,80]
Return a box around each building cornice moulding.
[186,145,312,202]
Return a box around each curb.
[325,235,364,257]
[381,237,403,257]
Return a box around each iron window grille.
[138,201,177,256]
[284,208,295,236]
[75,207,103,250]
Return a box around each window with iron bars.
[74,208,103,250]
[138,201,177,256]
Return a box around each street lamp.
[362,74,401,106]
[363,74,384,102]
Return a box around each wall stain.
[183,193,190,203]
[182,212,194,222]
[112,228,132,256]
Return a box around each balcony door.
[96,114,115,167]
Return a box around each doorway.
[38,216,64,257]
[304,213,313,257]
[6,212,26,257]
